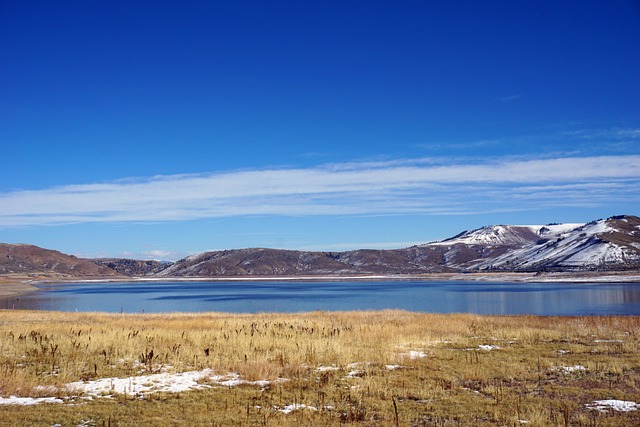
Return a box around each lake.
[3,280,640,315]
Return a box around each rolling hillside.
[157,215,640,276]
[2,215,638,280]
[0,244,122,278]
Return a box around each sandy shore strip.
[0,279,38,297]
[65,271,640,283]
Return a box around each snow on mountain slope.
[430,224,582,247]
[473,216,640,271]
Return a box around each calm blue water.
[2,280,640,315]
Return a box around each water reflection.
[1,281,639,315]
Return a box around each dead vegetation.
[0,310,638,426]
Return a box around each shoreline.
[1,271,638,298]
[0,281,38,297]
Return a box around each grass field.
[0,310,638,426]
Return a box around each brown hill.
[154,244,516,277]
[155,245,492,277]
[156,248,356,277]
[0,243,121,279]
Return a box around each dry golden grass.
[0,310,638,426]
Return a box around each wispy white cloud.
[1,155,638,227]
[415,139,501,152]
[561,127,640,141]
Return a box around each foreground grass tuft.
[0,310,638,426]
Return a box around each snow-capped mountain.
[421,215,639,272]
[469,216,640,271]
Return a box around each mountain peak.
[431,225,550,247]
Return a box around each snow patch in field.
[586,399,638,412]
[1,369,285,405]
[66,370,284,397]
[386,364,403,370]
[557,365,586,374]
[463,344,501,351]
[346,370,364,378]
[316,366,339,372]
[66,369,214,396]
[0,396,63,405]
[278,403,317,414]
[405,350,429,359]
[477,345,500,351]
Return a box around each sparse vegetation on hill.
[90,258,171,276]
[155,215,640,277]
[0,244,121,279]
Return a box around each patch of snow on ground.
[346,370,364,378]
[405,350,429,359]
[66,369,214,397]
[586,400,638,412]
[557,365,586,374]
[0,396,63,405]
[346,362,366,368]
[66,370,283,396]
[2,369,286,405]
[278,403,317,414]
[316,366,339,372]
[477,345,500,351]
[386,364,403,370]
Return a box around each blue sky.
[1,1,639,260]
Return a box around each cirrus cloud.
[1,155,639,227]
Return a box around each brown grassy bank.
[0,310,638,426]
